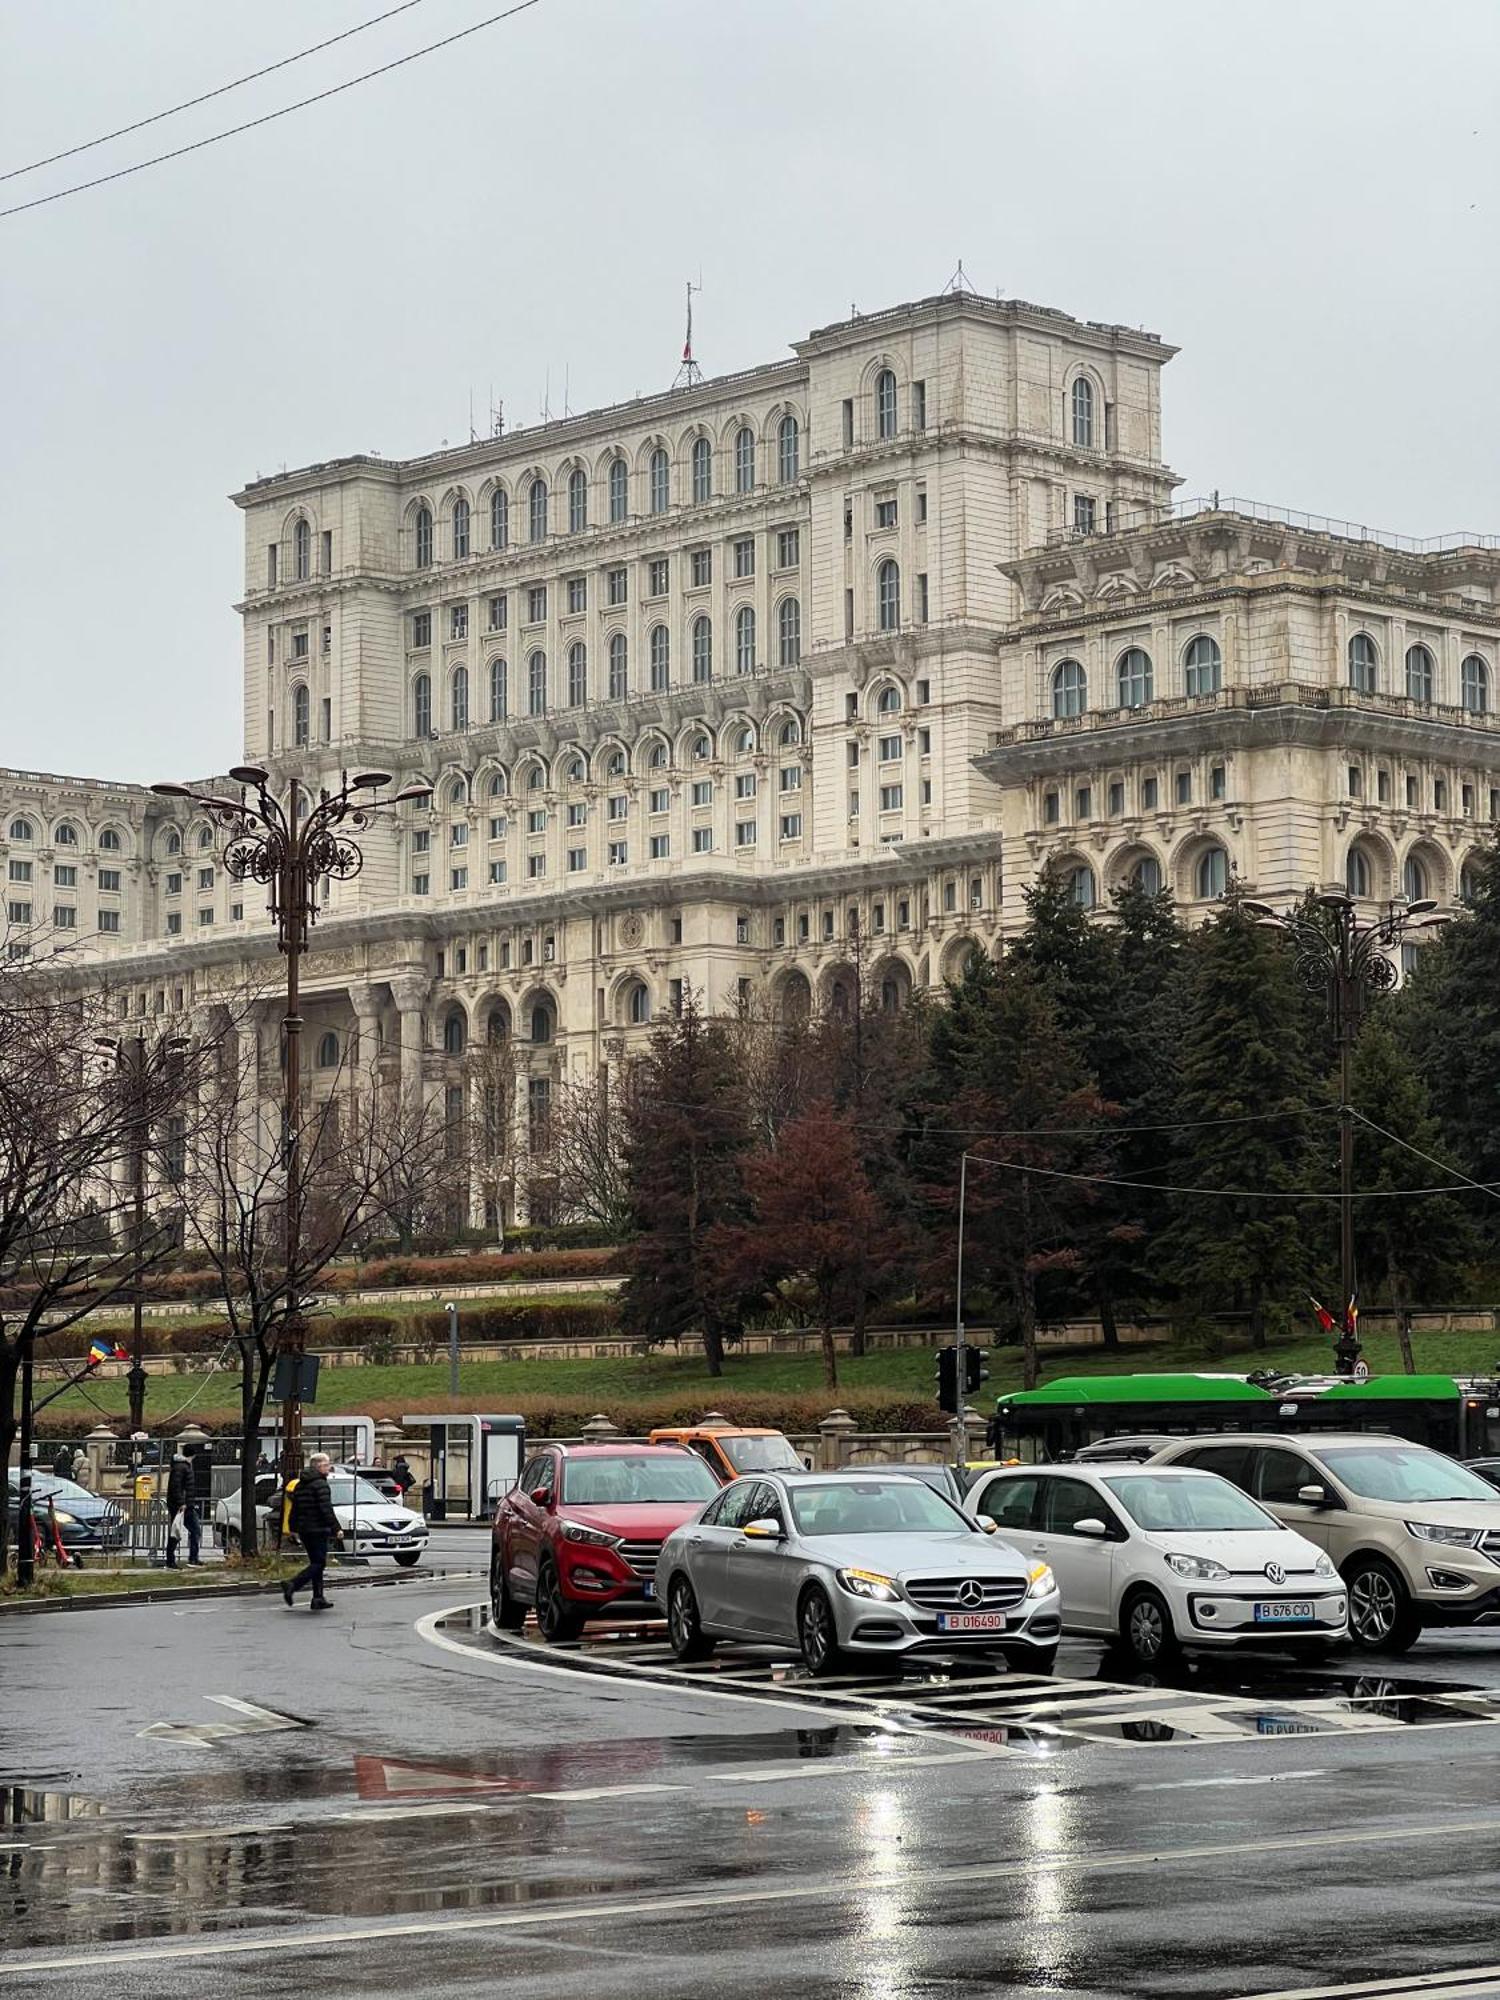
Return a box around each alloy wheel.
[669,1580,695,1652]
[801,1592,832,1671]
[1350,1567,1398,1644]
[1128,1596,1166,1662]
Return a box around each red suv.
[490,1443,720,1641]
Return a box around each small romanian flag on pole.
[87,1338,128,1368]
[1309,1297,1337,1336]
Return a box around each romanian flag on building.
[87,1338,127,1368]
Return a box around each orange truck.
[646,1424,808,1484]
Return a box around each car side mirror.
[1075,1517,1108,1538]
[1298,1483,1330,1506]
[742,1518,783,1540]
[977,1517,999,1535]
[529,1487,552,1508]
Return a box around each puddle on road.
[2,1782,104,1828]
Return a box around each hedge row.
[322,1248,624,1290]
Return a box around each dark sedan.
[7,1471,125,1557]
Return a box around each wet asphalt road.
[9,1528,1500,1998]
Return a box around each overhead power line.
[962,1150,1500,1204]
[0,0,544,221]
[0,0,435,186]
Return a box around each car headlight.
[560,1521,622,1549]
[1165,1553,1231,1581]
[1406,1522,1483,1547]
[1314,1553,1337,1579]
[51,1509,77,1527]
[837,1567,900,1601]
[1025,1562,1056,1599]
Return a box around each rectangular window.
[321,529,333,574]
[897,898,910,930]
[413,827,430,853]
[917,573,929,623]
[7,860,29,883]
[779,766,802,792]
[780,813,802,841]
[1075,785,1092,820]
[267,542,278,588]
[450,822,468,846]
[776,527,799,569]
[450,604,468,640]
[606,566,627,607]
[166,911,182,934]
[797,913,810,941]
[917,679,931,704]
[412,610,431,648]
[691,779,712,806]
[197,866,214,890]
[918,727,931,754]
[1406,774,1419,807]
[566,801,585,827]
[879,784,903,812]
[488,815,507,840]
[735,820,757,847]
[649,787,669,814]
[847,742,860,771]
[1108,780,1124,816]
[873,902,885,932]
[878,734,902,762]
[735,772,756,800]
[527,853,546,879]
[650,833,670,859]
[848,790,859,816]
[98,908,119,932]
[916,488,928,524]
[489,594,508,631]
[230,901,242,921]
[412,872,429,895]
[693,827,713,853]
[197,908,214,927]
[875,497,898,529]
[99,868,121,893]
[478,945,488,970]
[842,398,854,448]
[648,557,669,596]
[322,624,331,654]
[500,941,511,967]
[1044,790,1060,824]
[527,809,546,834]
[56,865,76,888]
[1377,768,1391,802]
[1348,764,1362,797]
[773,916,786,945]
[607,794,627,821]
[823,911,835,939]
[321,695,331,741]
[566,576,587,614]
[921,776,932,805]
[1175,771,1192,805]
[1492,789,1500,821]
[1143,775,1159,810]
[1073,494,1097,534]
[732,538,755,579]
[608,839,628,866]
[1435,778,1448,811]
[52,903,76,928]
[568,846,586,872]
[1211,763,1227,801]
[450,866,468,890]
[488,860,506,884]
[526,585,547,623]
[292,630,309,660]
[913,379,927,429]
[690,548,712,587]
[1463,783,1475,816]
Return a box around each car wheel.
[535,1560,584,1644]
[393,1551,421,1568]
[797,1586,849,1678]
[489,1552,525,1632]
[667,1575,715,1661]
[1122,1587,1178,1667]
[1344,1556,1421,1653]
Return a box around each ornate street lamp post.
[150,766,431,1474]
[1242,889,1443,1330]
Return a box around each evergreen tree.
[1164,896,1320,1347]
[617,996,753,1374]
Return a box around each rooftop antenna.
[468,390,477,445]
[563,364,572,419]
[672,278,704,388]
[490,389,504,439]
[540,368,552,423]
[944,259,979,295]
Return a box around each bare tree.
[527,1068,634,1232]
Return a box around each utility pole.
[15,1331,35,1588]
[954,1151,968,1475]
[445,1300,460,1398]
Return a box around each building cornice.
[794,292,1177,365]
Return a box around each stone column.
[347,979,384,1143]
[391,972,429,1116]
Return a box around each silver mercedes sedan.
[654,1471,1062,1677]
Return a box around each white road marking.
[14,1813,1500,1976]
[1246,1968,1500,1998]
[137,1698,309,1749]
[1133,1769,1329,1792]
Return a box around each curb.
[0,1564,470,1617]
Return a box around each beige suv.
[1151,1432,1500,1653]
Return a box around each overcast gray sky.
[2,0,1497,782]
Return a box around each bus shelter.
[402,1415,525,1519]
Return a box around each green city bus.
[989,1372,1500,1464]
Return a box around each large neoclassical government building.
[4,289,1499,1215]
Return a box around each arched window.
[443,1011,467,1057]
[1346,846,1372,897]
[650,623,671,691]
[1195,846,1228,900]
[452,495,470,558]
[777,596,801,665]
[649,446,670,515]
[8,818,32,842]
[1071,376,1094,448]
[734,425,755,493]
[567,467,588,534]
[627,981,651,1025]
[293,518,311,580]
[1068,863,1096,909]
[735,604,756,675]
[1349,633,1378,694]
[528,649,547,715]
[1130,855,1163,896]
[692,614,713,683]
[293,683,310,746]
[316,1031,339,1069]
[528,477,548,542]
[608,455,628,523]
[877,558,901,632]
[1051,658,1086,718]
[412,672,431,737]
[567,640,587,708]
[196,825,212,848]
[691,733,711,761]
[488,768,509,797]
[875,368,897,439]
[490,486,508,550]
[647,740,669,768]
[1462,653,1490,714]
[1405,643,1434,703]
[489,657,508,722]
[100,827,124,851]
[56,822,78,847]
[414,505,433,569]
[876,684,901,715]
[734,725,754,756]
[608,630,628,700]
[691,435,712,503]
[779,716,802,747]
[1184,634,1222,697]
[1117,647,1153,709]
[606,749,626,777]
[1403,855,1429,901]
[777,412,800,484]
[525,764,545,791]
[531,999,553,1043]
[451,664,469,732]
[487,1002,511,1042]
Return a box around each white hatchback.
[968,1462,1348,1665]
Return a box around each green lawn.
[34,1325,1500,1428]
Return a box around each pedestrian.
[391,1454,415,1501]
[282,1452,342,1611]
[52,1444,72,1479]
[71,1452,94,1490]
[165,1447,202,1567]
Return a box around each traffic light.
[935,1346,959,1416]
[964,1347,988,1396]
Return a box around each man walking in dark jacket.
[282,1453,341,1610]
[165,1447,202,1568]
